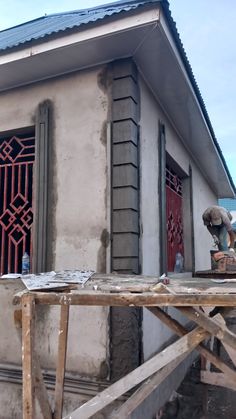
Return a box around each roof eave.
[0,2,234,197]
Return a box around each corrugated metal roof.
[219,198,236,212]
[160,0,236,195]
[0,0,163,51]
[219,198,236,228]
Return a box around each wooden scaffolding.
[13,273,236,418]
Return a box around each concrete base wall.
[1,280,109,377]
[0,279,110,417]
[0,380,123,419]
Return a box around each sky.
[0,0,236,186]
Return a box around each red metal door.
[0,132,35,274]
[166,165,184,272]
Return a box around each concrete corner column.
[110,59,142,380]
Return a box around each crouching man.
[202,205,235,252]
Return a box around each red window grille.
[166,165,184,272]
[0,132,35,274]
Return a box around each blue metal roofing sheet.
[218,199,236,229]
[0,0,162,51]
[219,198,236,212]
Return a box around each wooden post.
[22,294,36,419]
[201,371,236,391]
[53,303,70,419]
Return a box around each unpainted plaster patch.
[97,229,110,273]
[100,120,107,147]
[97,65,112,94]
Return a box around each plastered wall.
[0,67,110,376]
[191,160,218,270]
[139,76,218,359]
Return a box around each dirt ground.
[157,357,236,418]
[158,315,236,419]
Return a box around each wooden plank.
[14,295,52,417]
[195,270,236,279]
[170,284,236,294]
[91,282,167,294]
[110,350,190,418]
[178,307,236,351]
[34,355,52,419]
[215,314,236,367]
[33,291,236,307]
[54,304,70,419]
[64,326,208,419]
[201,371,236,391]
[22,294,36,419]
[148,307,236,383]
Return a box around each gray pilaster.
[111,58,140,275]
[33,101,54,273]
[110,58,141,381]
[158,121,167,275]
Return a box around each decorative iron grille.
[0,132,35,274]
[166,165,184,271]
[166,165,182,197]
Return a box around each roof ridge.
[0,0,161,33]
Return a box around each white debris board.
[21,270,95,291]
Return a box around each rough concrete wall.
[0,283,109,378]
[0,281,24,366]
[0,67,110,376]
[0,67,109,273]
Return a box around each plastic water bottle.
[22,252,30,275]
[174,252,184,273]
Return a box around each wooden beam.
[54,304,70,419]
[22,294,36,419]
[64,326,208,419]
[177,307,236,351]
[148,307,236,382]
[31,291,236,307]
[110,351,189,418]
[201,371,236,391]
[34,355,52,419]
